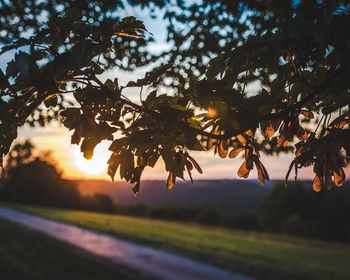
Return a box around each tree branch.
[262,64,347,121]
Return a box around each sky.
[5,4,318,181]
[18,122,314,181]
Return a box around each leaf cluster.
[1,1,350,194]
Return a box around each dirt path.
[0,206,254,280]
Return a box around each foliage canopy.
[0,0,349,193]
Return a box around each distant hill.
[77,179,275,213]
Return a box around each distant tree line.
[0,141,114,213]
[112,182,350,242]
[260,183,350,241]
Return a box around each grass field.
[0,217,154,280]
[11,204,350,280]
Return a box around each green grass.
[10,204,350,280]
[0,217,154,280]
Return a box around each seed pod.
[300,110,314,119]
[333,168,345,187]
[229,147,244,158]
[237,160,250,178]
[296,125,308,140]
[186,154,203,174]
[264,122,275,138]
[206,138,214,150]
[313,175,322,192]
[185,161,194,183]
[166,171,176,189]
[254,158,270,185]
[219,140,228,158]
[236,134,246,144]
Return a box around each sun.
[72,141,112,176]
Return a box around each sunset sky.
[6,4,318,181]
[17,114,314,181]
